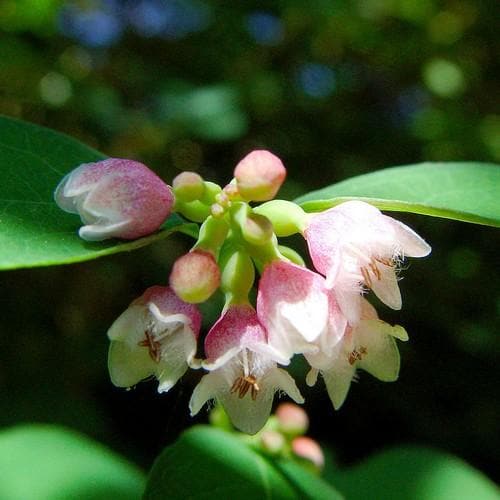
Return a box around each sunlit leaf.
[0,424,145,500]
[0,115,197,270]
[144,425,342,499]
[295,162,500,227]
[326,445,498,500]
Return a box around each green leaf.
[295,162,500,227]
[327,445,499,500]
[0,424,145,500]
[144,425,343,500]
[0,115,197,270]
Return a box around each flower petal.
[322,362,356,410]
[107,305,144,344]
[156,329,197,393]
[189,371,222,416]
[355,319,401,382]
[369,263,402,310]
[384,217,432,257]
[108,340,154,388]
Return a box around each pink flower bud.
[234,150,286,202]
[276,403,309,436]
[291,436,325,470]
[169,250,220,303]
[54,158,174,241]
[172,171,205,202]
[260,430,286,455]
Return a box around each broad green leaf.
[0,424,145,500]
[327,445,498,500]
[0,115,196,270]
[144,425,343,500]
[295,162,500,227]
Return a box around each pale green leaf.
[327,445,499,500]
[0,424,145,500]
[295,162,500,227]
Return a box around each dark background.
[0,0,498,481]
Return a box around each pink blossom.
[304,200,431,323]
[189,304,303,434]
[107,286,201,393]
[54,158,174,241]
[305,299,408,409]
[257,260,333,360]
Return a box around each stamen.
[138,329,162,362]
[369,259,381,280]
[360,266,372,287]
[375,256,393,267]
[230,374,260,400]
[348,345,368,365]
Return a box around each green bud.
[242,213,274,246]
[219,247,255,301]
[200,181,222,205]
[254,200,308,236]
[175,200,211,223]
[195,216,229,254]
[172,171,205,202]
[278,245,306,267]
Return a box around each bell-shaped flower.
[189,304,304,435]
[257,260,331,360]
[107,286,202,393]
[304,200,431,323]
[305,299,408,410]
[54,158,174,241]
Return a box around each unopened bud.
[234,150,286,202]
[291,436,325,471]
[260,430,286,455]
[242,213,274,246]
[276,403,309,436]
[220,249,255,299]
[172,171,205,202]
[200,181,222,205]
[254,200,307,236]
[169,250,220,303]
[54,158,174,241]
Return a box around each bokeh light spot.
[39,72,72,107]
[245,11,284,46]
[423,58,466,98]
[295,63,336,99]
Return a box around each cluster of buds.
[212,402,325,473]
[55,150,431,434]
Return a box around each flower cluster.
[55,151,431,434]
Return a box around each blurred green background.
[0,0,498,482]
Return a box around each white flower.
[189,304,303,435]
[107,286,201,393]
[305,299,408,409]
[304,200,431,323]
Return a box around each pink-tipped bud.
[234,150,286,202]
[172,171,205,202]
[54,158,174,241]
[242,213,274,246]
[291,436,325,470]
[260,430,286,455]
[276,403,309,436]
[170,250,220,303]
